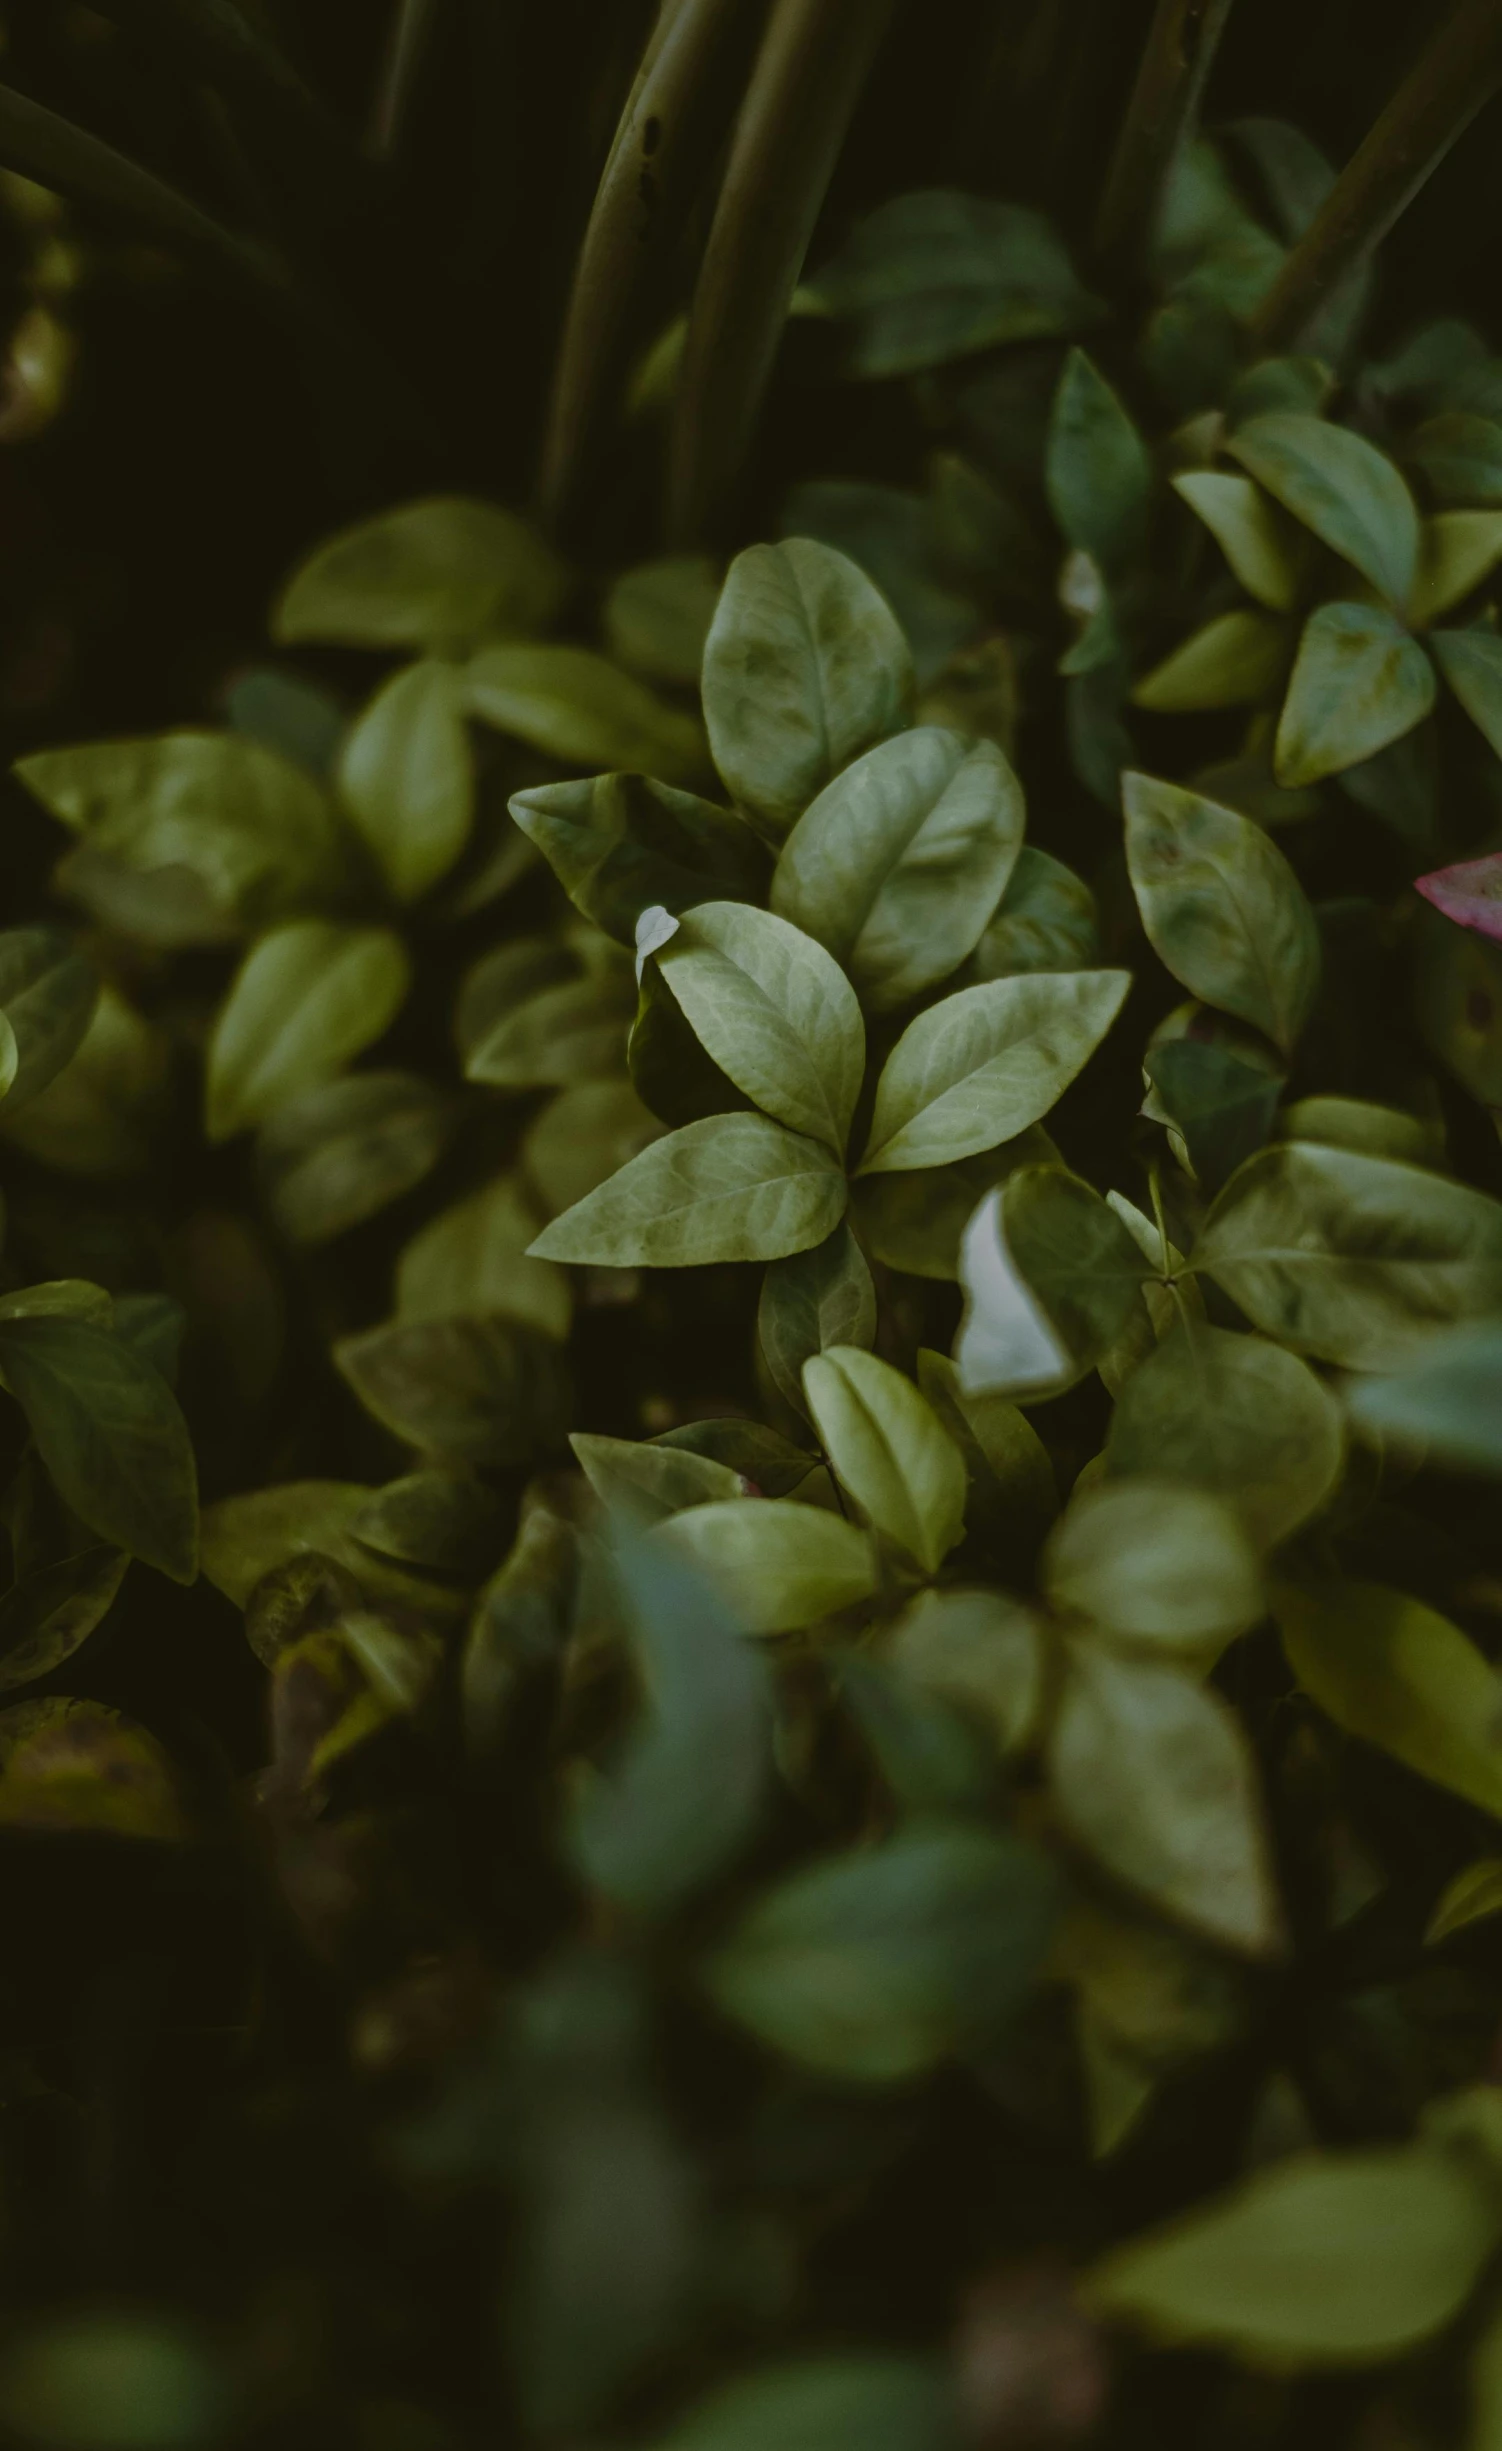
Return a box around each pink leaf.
[1416,853,1502,942]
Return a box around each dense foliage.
[10,5,1502,2450]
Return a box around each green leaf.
[530,1113,846,1268]
[915,1349,1058,1547]
[1411,512,1502,627]
[653,1420,819,1500]
[1086,2145,1502,2363]
[206,921,411,1141]
[16,732,352,931]
[1049,1644,1282,1956]
[1194,1141,1502,1369]
[780,479,986,688]
[704,1826,1061,2081]
[1171,471,1301,610]
[1276,1578,1502,1815]
[886,1585,1046,1755]
[198,1481,371,1608]
[335,1316,570,1468]
[1347,1320,1502,1474]
[571,1533,770,1917]
[1046,349,1152,571]
[570,1436,746,1527]
[336,658,474,903]
[859,970,1130,1174]
[852,1133,1057,1282]
[758,1225,876,1417]
[1285,1094,1443,1169]
[1144,1040,1283,1194]
[465,645,704,782]
[700,539,913,839]
[1229,413,1419,606]
[1414,903,1502,1106]
[1427,1860,1502,1944]
[658,900,865,1153]
[1106,1325,1344,1547]
[523,1079,665,1218]
[964,847,1098,981]
[604,556,721,687]
[1045,1478,1263,1651]
[774,727,1025,1013]
[349,1472,500,1585]
[396,1172,571,1341]
[956,1167,1148,1397]
[0,1317,197,1583]
[0,1545,128,1695]
[464,962,635,1092]
[0,928,97,1114]
[1124,772,1320,1054]
[273,497,566,651]
[649,1500,877,1635]
[1430,626,1502,760]
[258,1072,454,1247]
[802,1347,966,1575]
[1406,411,1502,507]
[805,189,1096,376]
[0,1697,190,1843]
[509,772,767,947]
[650,2358,954,2451]
[0,986,168,1181]
[1132,611,1287,714]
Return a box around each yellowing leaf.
[1276,1578,1502,1816]
[1132,611,1287,713]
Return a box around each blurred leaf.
[1416,849,1502,943]
[467,645,704,782]
[530,1113,846,1267]
[1133,610,1287,713]
[1406,411,1502,507]
[465,960,635,1092]
[397,1173,570,1340]
[1430,627,1502,760]
[1229,414,1419,607]
[1411,512,1502,627]
[259,1071,453,1246]
[206,920,411,1141]
[700,540,912,839]
[1171,470,1300,610]
[510,773,767,946]
[338,659,475,903]
[915,1348,1058,1542]
[571,1436,744,1527]
[0,1316,196,1582]
[651,1499,877,1634]
[1045,1478,1262,1651]
[650,2358,954,2451]
[199,1481,371,1608]
[0,1544,127,1693]
[605,557,722,686]
[1046,350,1152,572]
[274,497,566,651]
[805,190,1096,376]
[859,971,1129,1173]
[772,727,1023,1011]
[0,928,97,1115]
[1348,1320,1502,1473]
[759,1224,877,1416]
[1125,772,1319,1053]
[1277,1578,1502,1815]
[335,1316,570,1467]
[0,987,169,1180]
[886,1586,1046,1755]
[0,1696,189,1841]
[706,1826,1060,2081]
[1427,1859,1502,1944]
[1106,1325,1344,1547]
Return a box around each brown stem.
[1092,0,1236,276]
[668,0,896,549]
[1250,0,1502,354]
[538,0,762,534]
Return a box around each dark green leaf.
[0,1318,197,1582]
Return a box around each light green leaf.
[1411,512,1502,627]
[650,2357,952,2451]
[659,900,865,1152]
[805,188,1097,377]
[273,496,566,651]
[1277,1578,1502,1815]
[523,1079,665,1218]
[0,1317,197,1583]
[859,970,1130,1174]
[1132,612,1287,713]
[1347,1319,1502,1475]
[1106,1326,1344,1548]
[886,1586,1046,1754]
[700,539,913,839]
[964,847,1098,981]
[758,1225,876,1417]
[570,1436,745,1526]
[0,987,168,1181]
[1430,626,1502,760]
[206,921,412,1141]
[649,1500,877,1634]
[1123,771,1320,1055]
[1194,1141,1502,1369]
[335,1316,570,1468]
[1285,1094,1442,1169]
[530,1113,845,1269]
[1229,413,1419,606]
[771,727,1024,1011]
[0,928,97,1114]
[199,1481,372,1608]
[1171,471,1301,610]
[396,1172,571,1341]
[466,645,703,782]
[16,732,352,931]
[259,1071,454,1246]
[1427,1860,1502,1945]
[956,1167,1148,1397]
[1049,1644,1282,1956]
[604,556,721,686]
[508,773,767,946]
[1086,2145,1502,2363]
[464,962,635,1091]
[704,1826,1061,2081]
[802,1346,966,1574]
[1045,1478,1263,1651]
[1046,349,1152,571]
[337,658,474,902]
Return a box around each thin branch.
[538,0,761,531]
[1250,0,1502,354]
[367,0,443,162]
[1092,0,1237,276]
[668,0,897,549]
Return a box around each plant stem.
[539,0,761,533]
[1250,0,1502,354]
[668,0,897,549]
[1092,0,1236,277]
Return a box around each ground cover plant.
[11,3,1502,2449]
